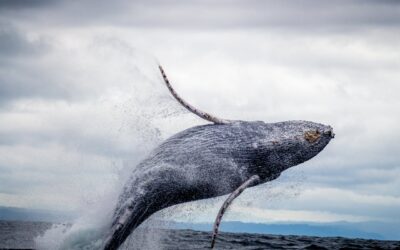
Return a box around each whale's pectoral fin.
[158,65,230,125]
[210,175,260,249]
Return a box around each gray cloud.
[0,24,64,105]
[0,24,48,56]
[0,0,57,9]
[1,0,400,30]
[0,68,72,106]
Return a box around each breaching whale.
[102,66,334,249]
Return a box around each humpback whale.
[102,66,334,249]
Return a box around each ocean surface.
[1,220,400,250]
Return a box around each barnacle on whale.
[304,130,321,143]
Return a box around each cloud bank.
[0,0,399,235]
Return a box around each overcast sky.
[1,0,400,235]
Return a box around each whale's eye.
[304,130,321,143]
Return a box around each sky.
[0,0,400,238]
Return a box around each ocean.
[1,220,400,250]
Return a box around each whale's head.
[239,120,334,180]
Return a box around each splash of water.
[33,37,193,249]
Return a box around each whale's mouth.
[324,130,335,138]
[323,125,335,139]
